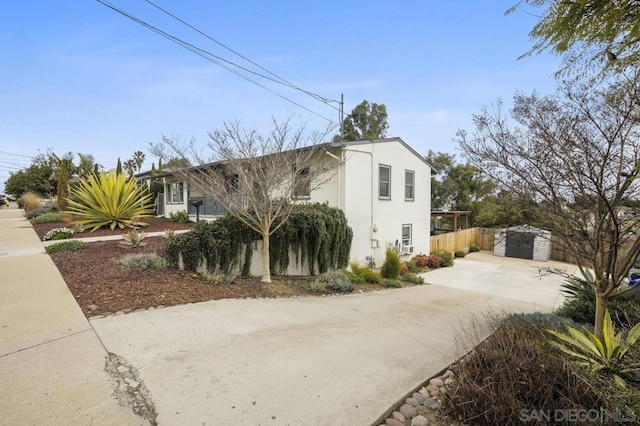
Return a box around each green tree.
[337,100,389,141]
[426,150,495,225]
[509,0,640,77]
[77,153,98,179]
[116,158,123,175]
[4,163,54,198]
[457,75,640,338]
[123,159,136,177]
[132,150,145,173]
[53,152,75,211]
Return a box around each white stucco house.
[139,137,435,268]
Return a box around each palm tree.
[132,150,146,173]
[123,159,136,177]
[77,153,100,179]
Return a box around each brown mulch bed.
[32,216,194,240]
[49,237,391,318]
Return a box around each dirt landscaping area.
[46,231,393,318]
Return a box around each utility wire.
[143,0,340,108]
[0,150,33,159]
[96,0,337,123]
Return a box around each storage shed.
[493,225,551,261]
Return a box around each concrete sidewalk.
[0,207,145,425]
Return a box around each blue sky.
[0,1,558,192]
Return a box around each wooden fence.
[430,227,575,263]
[430,228,494,253]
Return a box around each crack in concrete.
[105,352,158,426]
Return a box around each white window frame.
[379,164,391,199]
[402,224,413,247]
[405,169,415,201]
[167,182,184,204]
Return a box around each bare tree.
[151,119,335,283]
[456,74,640,338]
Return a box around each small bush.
[312,270,354,292]
[382,279,402,288]
[343,270,366,284]
[308,280,327,292]
[454,250,466,258]
[412,254,429,268]
[425,255,442,269]
[432,250,454,267]
[381,248,401,278]
[22,192,43,214]
[401,273,424,284]
[400,262,409,275]
[350,262,364,276]
[119,252,168,270]
[45,240,87,254]
[406,259,420,273]
[42,227,74,241]
[360,268,381,283]
[469,244,480,252]
[170,210,190,223]
[202,272,235,284]
[31,212,68,224]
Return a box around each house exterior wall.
[342,141,431,267]
[157,138,432,271]
[163,177,189,217]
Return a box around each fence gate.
[505,231,534,260]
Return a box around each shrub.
[401,273,424,284]
[454,250,466,258]
[425,255,442,269]
[441,314,624,425]
[556,274,640,330]
[382,279,402,288]
[170,210,190,223]
[202,272,235,284]
[399,262,409,275]
[360,269,381,283]
[42,227,74,241]
[343,270,365,284]
[308,280,327,292]
[21,192,42,213]
[66,171,154,231]
[381,248,401,278]
[469,244,480,253]
[349,262,381,283]
[312,270,354,292]
[406,259,420,273]
[26,202,58,219]
[45,240,87,254]
[119,252,168,270]
[30,212,68,224]
[432,250,454,267]
[412,254,429,268]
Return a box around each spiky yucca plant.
[65,171,154,231]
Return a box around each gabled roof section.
[331,137,438,175]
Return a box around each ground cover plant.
[441,313,640,425]
[45,240,87,254]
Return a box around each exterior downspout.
[344,146,376,262]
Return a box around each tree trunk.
[261,231,271,283]
[594,291,607,339]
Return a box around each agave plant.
[119,228,148,248]
[547,309,640,388]
[66,171,155,231]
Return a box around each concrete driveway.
[424,251,577,309]
[91,256,565,426]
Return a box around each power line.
[0,150,33,159]
[143,0,340,108]
[96,0,338,123]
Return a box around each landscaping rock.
[444,377,454,385]
[115,311,125,316]
[385,418,404,426]
[444,369,454,378]
[87,304,98,311]
[406,397,419,407]
[411,415,429,426]
[391,411,405,422]
[426,384,439,393]
[399,403,417,418]
[429,378,444,387]
[412,392,426,403]
[423,398,439,410]
[416,405,427,415]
